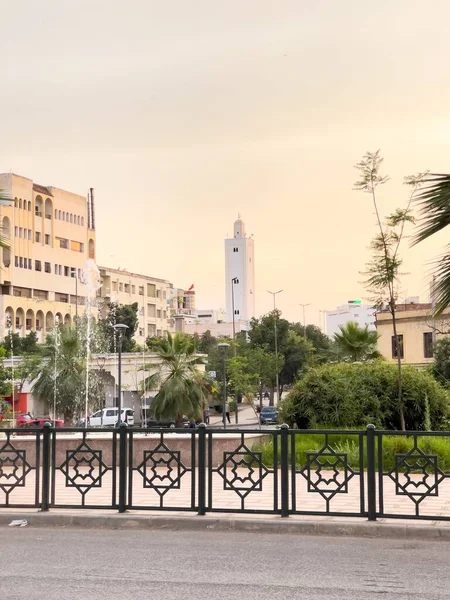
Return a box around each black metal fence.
[1,423,450,521]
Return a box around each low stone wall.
[4,432,270,468]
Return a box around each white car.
[81,407,134,427]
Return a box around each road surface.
[3,527,450,599]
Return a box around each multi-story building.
[97,266,177,345]
[0,173,96,341]
[326,301,376,338]
[376,302,449,368]
[224,216,255,329]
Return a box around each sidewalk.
[209,403,261,427]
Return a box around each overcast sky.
[2,0,450,326]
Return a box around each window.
[14,256,18,267]
[35,205,42,217]
[24,259,27,269]
[64,266,70,277]
[14,227,18,237]
[70,214,73,223]
[58,210,62,219]
[139,286,144,295]
[157,289,161,299]
[112,281,117,291]
[139,328,144,337]
[71,240,82,252]
[19,257,23,268]
[35,260,42,272]
[147,283,156,297]
[28,258,32,269]
[45,262,51,273]
[58,265,62,275]
[19,199,22,209]
[58,237,69,249]
[233,247,239,252]
[424,332,434,359]
[157,309,161,319]
[124,284,130,293]
[19,228,23,238]
[45,234,50,245]
[35,232,41,243]
[119,283,123,292]
[34,289,48,300]
[54,264,58,274]
[106,409,116,417]
[234,309,240,315]
[392,335,404,359]
[81,217,84,226]
[131,285,135,294]
[28,230,32,240]
[147,303,156,318]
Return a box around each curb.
[2,512,450,541]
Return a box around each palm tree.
[32,325,85,422]
[142,333,209,426]
[333,321,380,362]
[414,174,450,316]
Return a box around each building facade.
[224,217,255,329]
[326,301,376,338]
[0,173,96,341]
[376,303,449,367]
[98,266,178,346]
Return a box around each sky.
[2,0,450,328]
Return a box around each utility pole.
[299,303,310,340]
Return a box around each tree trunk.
[391,306,405,431]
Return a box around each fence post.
[118,423,128,513]
[280,424,289,518]
[366,424,377,521]
[197,424,206,516]
[41,422,52,512]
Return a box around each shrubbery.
[279,360,450,430]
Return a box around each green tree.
[413,174,450,316]
[355,151,425,430]
[248,311,290,354]
[0,331,41,356]
[98,302,139,352]
[280,331,315,391]
[432,338,450,382]
[333,321,380,362]
[290,323,330,360]
[32,325,86,422]
[245,347,281,406]
[280,361,450,431]
[143,332,209,426]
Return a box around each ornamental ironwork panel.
[0,440,33,506]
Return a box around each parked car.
[259,406,278,425]
[78,407,134,428]
[145,416,189,429]
[16,413,64,428]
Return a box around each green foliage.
[253,433,450,472]
[333,321,380,362]
[98,302,139,352]
[32,326,86,421]
[279,361,450,431]
[413,173,450,316]
[143,332,209,424]
[432,338,450,382]
[0,331,41,356]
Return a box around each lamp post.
[231,277,238,356]
[299,303,310,340]
[267,290,283,406]
[70,268,78,325]
[218,342,230,429]
[113,324,128,426]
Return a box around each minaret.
[224,216,255,329]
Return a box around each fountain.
[5,313,15,425]
[80,259,102,424]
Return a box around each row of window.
[111,281,168,300]
[54,210,84,226]
[16,199,32,211]
[15,228,51,245]
[14,256,80,279]
[391,332,434,360]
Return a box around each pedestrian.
[188,419,196,429]
[203,407,210,425]
[225,402,231,424]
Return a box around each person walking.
[225,402,231,424]
[203,407,210,425]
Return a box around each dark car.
[145,416,189,429]
[259,406,278,425]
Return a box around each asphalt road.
[3,527,450,599]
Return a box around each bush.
[278,360,450,430]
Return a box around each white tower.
[225,216,255,329]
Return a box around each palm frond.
[413,174,450,244]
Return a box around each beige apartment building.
[0,173,96,341]
[98,267,178,345]
[376,303,450,367]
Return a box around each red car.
[16,413,64,428]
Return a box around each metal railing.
[1,424,450,521]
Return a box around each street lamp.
[218,342,230,429]
[299,303,310,340]
[267,290,283,406]
[70,268,78,324]
[113,323,128,426]
[231,277,238,356]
